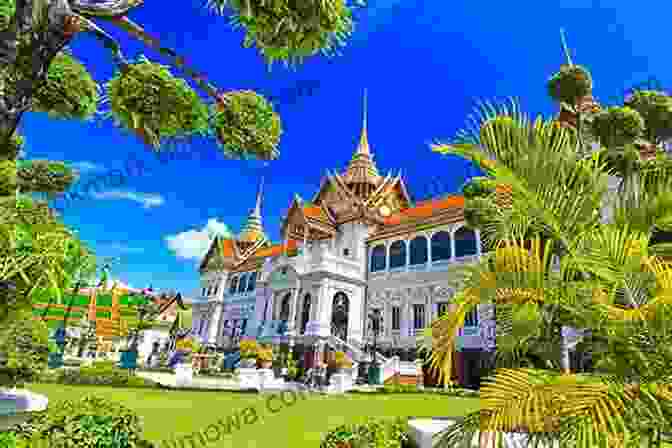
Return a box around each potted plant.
[239,339,258,369]
[333,351,353,374]
[257,345,273,369]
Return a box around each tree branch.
[70,0,144,17]
[102,15,222,103]
[73,13,128,70]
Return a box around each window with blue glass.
[409,236,428,265]
[389,240,406,268]
[370,245,386,272]
[237,273,248,294]
[464,308,479,326]
[247,271,257,292]
[454,227,478,257]
[229,276,238,294]
[431,231,451,261]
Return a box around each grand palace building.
[190,93,495,386]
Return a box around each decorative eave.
[280,195,309,236]
[199,236,237,273]
[364,171,394,207]
[394,174,413,207]
[331,171,358,203]
[232,236,269,270]
[367,208,465,243]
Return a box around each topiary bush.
[223,0,358,66]
[12,394,154,447]
[0,131,23,161]
[17,159,76,194]
[32,52,100,120]
[547,64,593,104]
[0,0,16,31]
[591,106,645,148]
[212,90,282,160]
[0,308,49,388]
[624,90,672,143]
[0,158,17,196]
[50,360,159,388]
[320,417,409,448]
[106,56,210,148]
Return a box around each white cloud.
[91,190,164,208]
[70,161,104,173]
[165,219,233,260]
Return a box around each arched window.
[237,273,248,294]
[409,236,428,265]
[370,245,386,272]
[431,231,451,262]
[280,293,291,321]
[454,227,478,257]
[389,240,406,269]
[229,276,238,294]
[300,294,311,333]
[247,271,257,292]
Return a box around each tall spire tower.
[238,176,267,243]
[343,89,381,198]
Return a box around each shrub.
[320,417,409,448]
[591,106,645,148]
[12,394,154,447]
[49,361,158,388]
[0,308,49,388]
[239,339,258,359]
[547,64,593,104]
[624,90,672,142]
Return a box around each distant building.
[31,280,191,361]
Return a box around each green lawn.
[27,384,480,447]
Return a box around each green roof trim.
[96,311,112,319]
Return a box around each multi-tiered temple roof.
[199,91,466,274]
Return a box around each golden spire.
[342,89,380,196]
[357,88,370,156]
[238,176,267,243]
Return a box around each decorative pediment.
[199,236,236,272]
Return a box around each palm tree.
[421,32,672,446]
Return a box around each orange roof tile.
[303,205,332,223]
[219,238,236,257]
[383,195,464,226]
[253,239,298,258]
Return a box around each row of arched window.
[228,271,258,295]
[278,292,312,334]
[201,283,218,297]
[369,228,479,273]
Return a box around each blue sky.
[20,0,671,297]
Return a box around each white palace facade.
[190,93,494,386]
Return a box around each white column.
[475,229,482,256]
[405,240,410,270]
[426,233,432,266]
[385,242,390,272]
[316,280,331,337]
[399,294,410,339]
[450,231,456,261]
[425,290,432,327]
[287,287,300,336]
[207,302,223,345]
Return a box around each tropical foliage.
[421,31,672,447]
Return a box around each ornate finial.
[239,176,267,243]
[560,28,573,66]
[253,175,264,218]
[356,88,370,156]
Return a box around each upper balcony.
[368,227,482,280]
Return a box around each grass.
[27,383,480,447]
